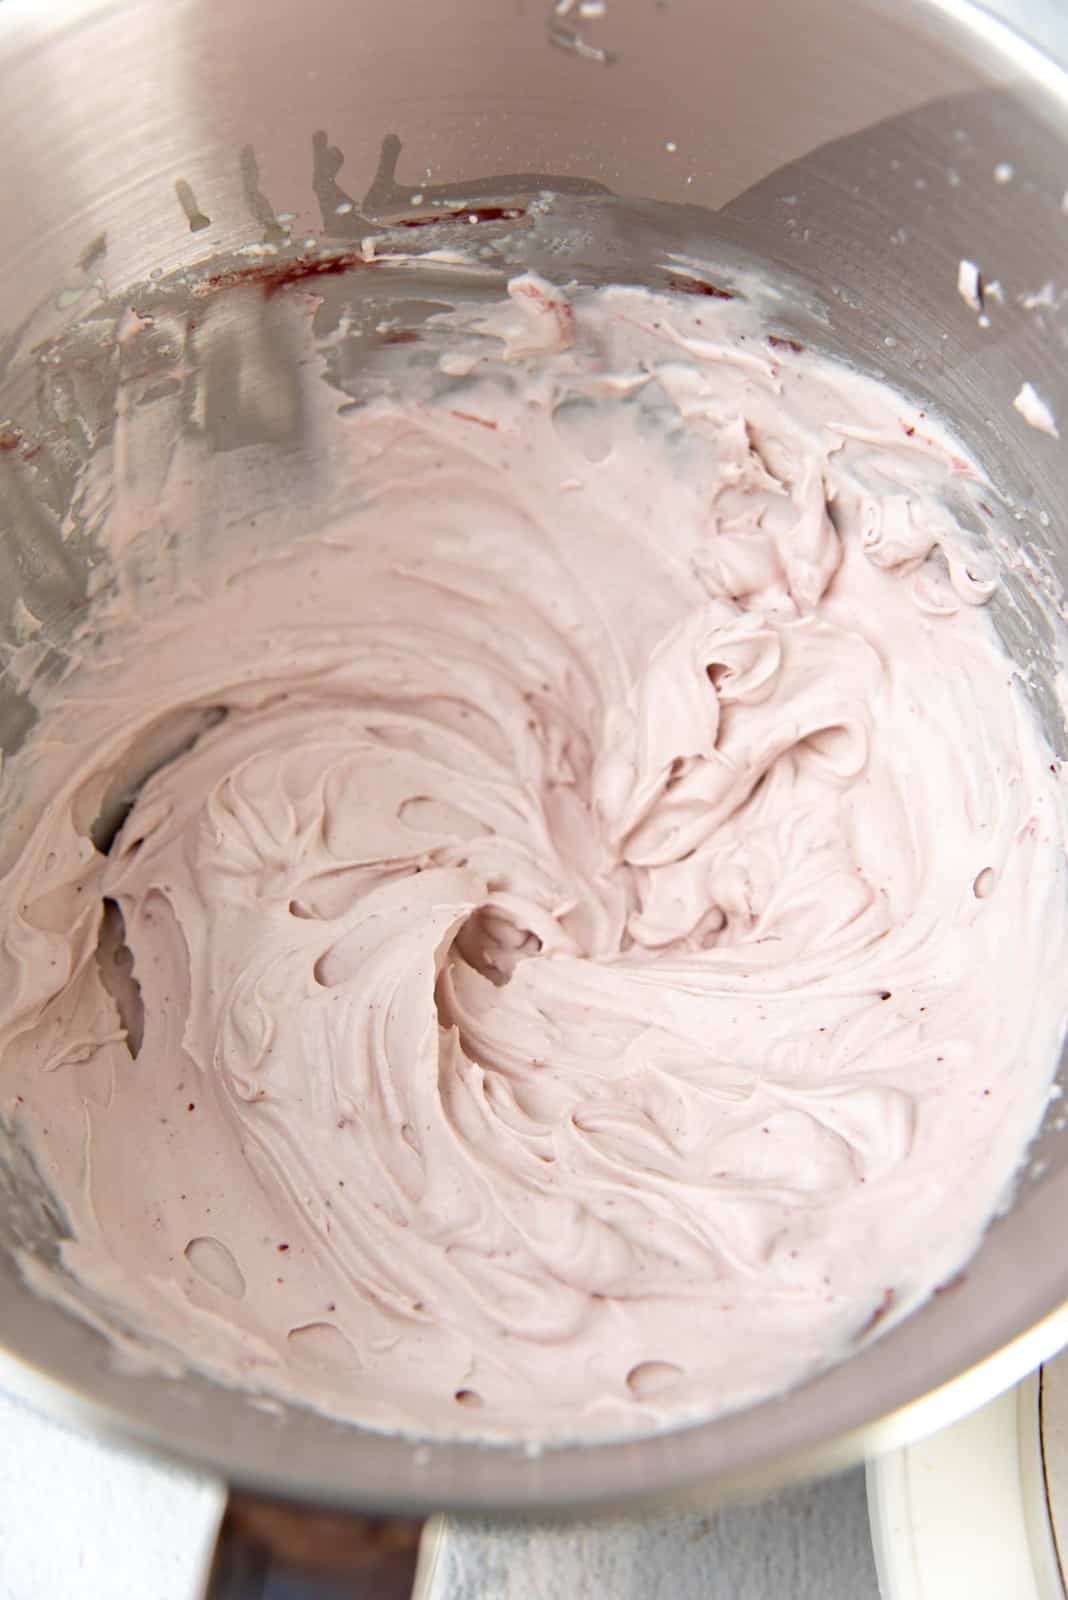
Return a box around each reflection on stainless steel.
[1,0,1068,1522]
[202,1497,440,1600]
[547,1,617,67]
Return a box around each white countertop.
[0,1386,223,1600]
[435,1473,880,1600]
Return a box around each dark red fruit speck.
[394,204,526,229]
[450,410,498,430]
[200,251,373,302]
[860,1286,895,1336]
[666,275,735,300]
[198,206,527,304]
[0,426,41,464]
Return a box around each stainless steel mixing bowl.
[2,0,1068,1544]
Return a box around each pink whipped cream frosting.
[1,275,1066,1441]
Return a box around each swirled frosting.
[2,277,1066,1441]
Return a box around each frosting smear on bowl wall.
[1,275,1066,1442]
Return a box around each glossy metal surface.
[202,1498,439,1600]
[1,0,1068,1517]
